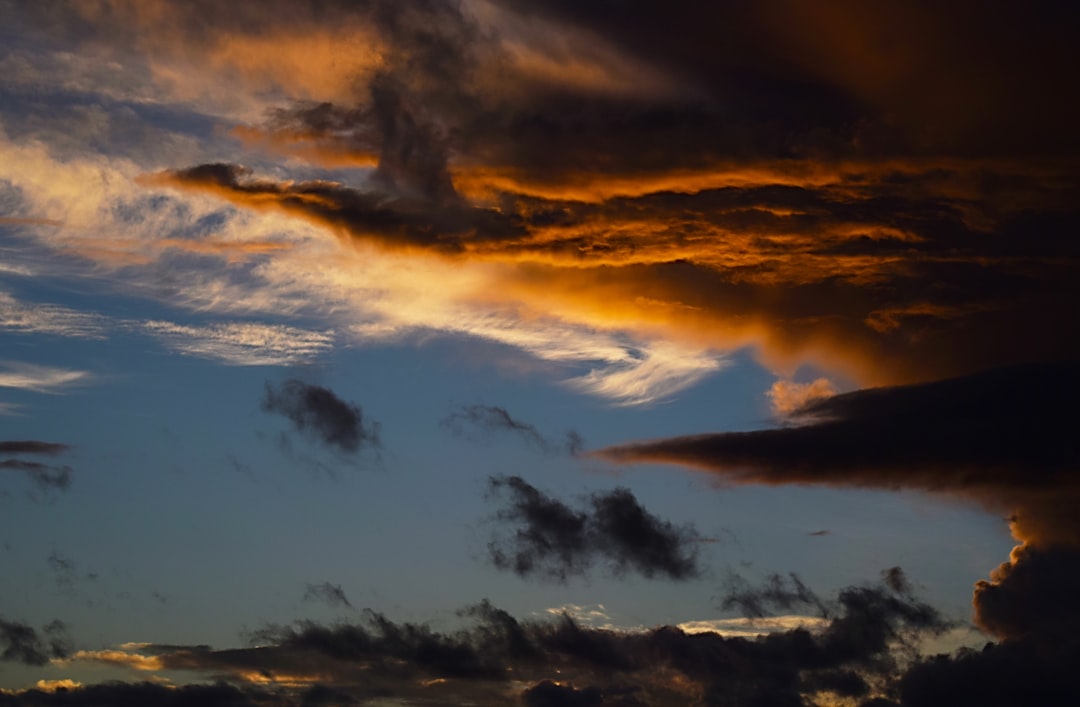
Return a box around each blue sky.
[1,2,1077,705]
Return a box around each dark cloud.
[261,380,379,455]
[0,618,70,666]
[440,404,584,456]
[597,362,1080,546]
[66,578,950,706]
[897,636,1080,707]
[302,582,353,611]
[0,681,275,707]
[1,439,74,495]
[0,441,69,455]
[150,163,524,255]
[720,572,828,619]
[486,475,702,581]
[521,680,605,707]
[599,362,1080,653]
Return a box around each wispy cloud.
[0,291,107,339]
[0,361,90,393]
[141,320,335,366]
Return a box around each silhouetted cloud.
[302,582,353,611]
[261,380,379,454]
[598,362,1080,643]
[0,441,69,456]
[57,578,952,705]
[441,404,584,456]
[486,475,702,581]
[0,618,70,666]
[0,681,274,707]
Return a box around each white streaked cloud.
[0,360,91,393]
[0,290,108,338]
[0,123,725,405]
[678,615,830,638]
[140,320,335,366]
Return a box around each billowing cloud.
[441,404,583,455]
[486,475,702,581]
[262,380,380,455]
[767,377,835,419]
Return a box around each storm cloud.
[486,475,702,581]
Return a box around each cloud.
[262,380,380,455]
[0,441,70,455]
[485,475,702,581]
[440,404,583,455]
[767,377,836,419]
[597,361,1080,647]
[0,618,71,666]
[0,292,107,339]
[1,440,74,494]
[677,615,830,638]
[51,578,952,706]
[0,361,90,393]
[302,582,353,611]
[141,320,335,366]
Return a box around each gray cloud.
[0,617,71,666]
[486,475,702,581]
[262,379,380,455]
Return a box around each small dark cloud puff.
[262,380,380,454]
[303,582,354,610]
[486,475,702,581]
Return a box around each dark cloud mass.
[598,362,1080,547]
[486,475,702,581]
[599,361,1080,691]
[261,380,379,454]
[47,579,950,706]
[0,618,70,666]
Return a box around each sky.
[0,1,1077,705]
